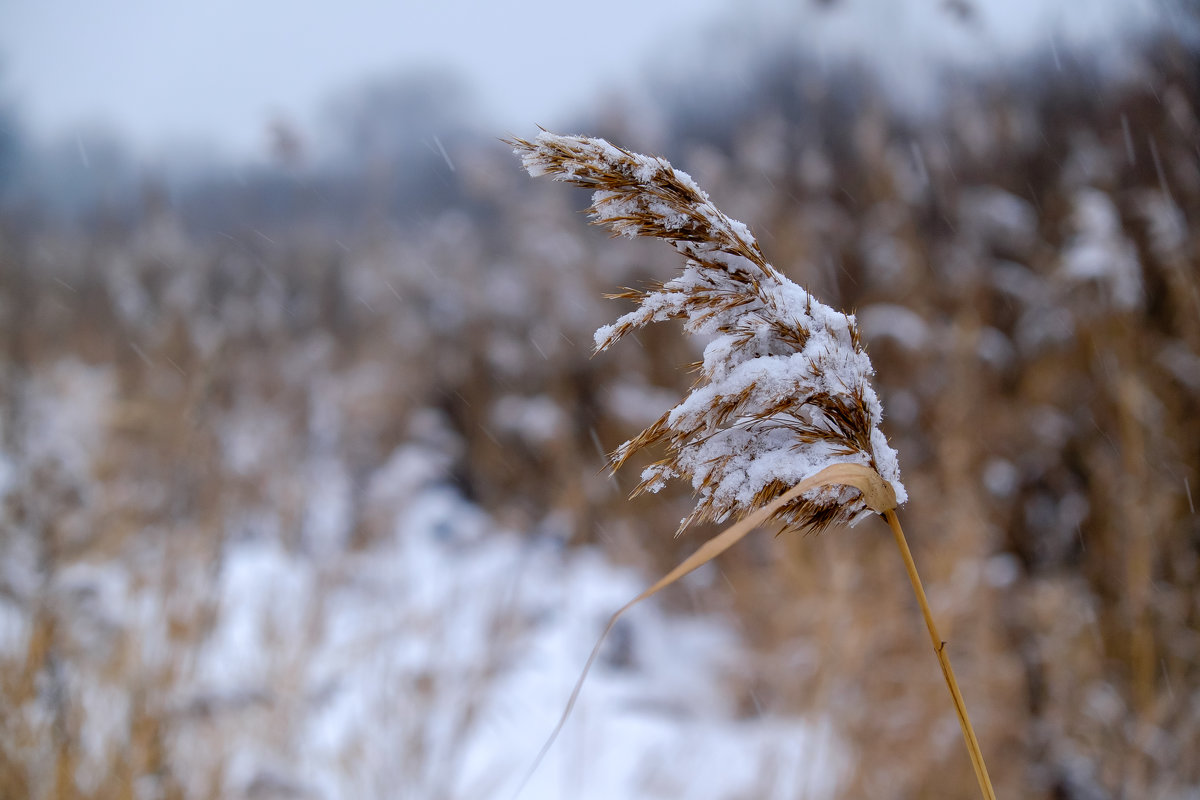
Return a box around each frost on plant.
[511,132,906,533]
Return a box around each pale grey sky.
[0,0,726,157]
[0,0,1175,160]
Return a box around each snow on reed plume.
[511,132,906,533]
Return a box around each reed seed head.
[511,131,907,533]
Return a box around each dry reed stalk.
[510,131,996,799]
[884,509,996,800]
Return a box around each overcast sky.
[0,0,733,158]
[0,0,1177,160]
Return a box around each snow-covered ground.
[186,477,847,798]
[0,359,846,798]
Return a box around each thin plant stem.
[884,508,997,800]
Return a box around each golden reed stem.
[884,509,997,800]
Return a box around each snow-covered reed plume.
[511,132,996,800]
[511,131,906,533]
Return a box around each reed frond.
[510,131,907,533]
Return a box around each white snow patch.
[20,359,116,481]
[858,303,931,351]
[491,394,567,446]
[301,454,354,557]
[983,457,1019,498]
[960,186,1039,253]
[605,380,679,427]
[1060,188,1143,311]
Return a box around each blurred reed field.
[1,20,1199,800]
